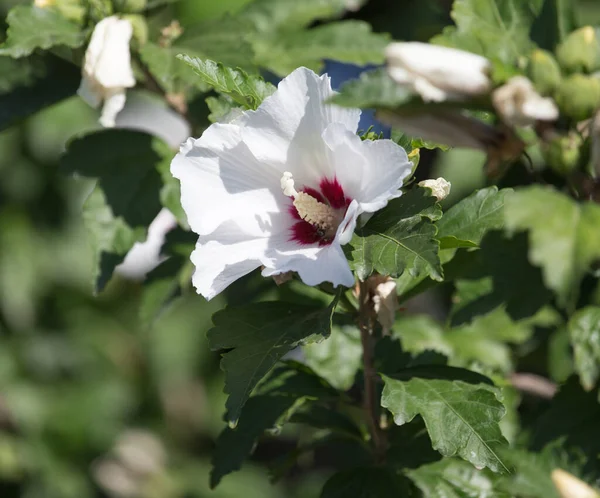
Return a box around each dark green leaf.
[381,369,510,473]
[329,68,413,109]
[568,307,600,391]
[504,185,600,310]
[349,188,443,281]
[61,130,166,227]
[436,187,512,249]
[320,467,411,498]
[290,404,362,438]
[0,5,85,58]
[530,0,579,51]
[176,56,276,109]
[208,295,339,424]
[432,0,544,65]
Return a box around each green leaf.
[205,95,238,123]
[451,231,552,325]
[432,0,544,65]
[241,0,351,33]
[532,377,600,462]
[381,368,510,473]
[436,187,512,249]
[349,188,443,281]
[176,56,276,110]
[302,324,362,391]
[320,467,411,498]
[0,5,86,58]
[329,68,413,109]
[208,295,339,424]
[568,307,600,391]
[255,21,389,76]
[174,15,255,70]
[530,0,579,51]
[82,187,145,292]
[407,458,504,498]
[211,361,344,487]
[0,56,45,95]
[290,404,362,439]
[61,130,166,228]
[138,42,210,95]
[504,186,600,310]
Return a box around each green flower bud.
[543,132,583,176]
[122,14,148,45]
[555,74,600,121]
[87,0,114,22]
[557,26,600,73]
[527,49,562,95]
[112,0,147,13]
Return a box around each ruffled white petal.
[322,123,412,212]
[171,124,283,237]
[241,67,361,183]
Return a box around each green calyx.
[543,132,583,177]
[527,49,562,95]
[555,74,600,121]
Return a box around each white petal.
[262,243,354,289]
[171,123,284,237]
[190,222,268,299]
[99,87,127,127]
[413,76,449,102]
[85,16,135,90]
[77,76,102,108]
[322,123,412,212]
[241,67,361,182]
[386,42,491,98]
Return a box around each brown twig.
[357,280,386,460]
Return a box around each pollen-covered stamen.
[280,172,344,240]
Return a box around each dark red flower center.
[288,178,351,246]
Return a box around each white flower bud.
[385,42,492,102]
[492,76,559,127]
[552,469,600,498]
[77,16,136,127]
[372,277,398,333]
[418,178,451,201]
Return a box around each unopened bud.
[543,132,582,176]
[557,26,600,73]
[418,178,451,201]
[552,469,600,498]
[87,0,114,21]
[555,74,600,121]
[493,76,559,127]
[112,0,147,13]
[385,42,491,102]
[527,49,562,95]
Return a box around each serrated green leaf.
[0,5,86,58]
[349,188,443,281]
[381,368,510,473]
[61,130,165,228]
[568,307,600,391]
[407,458,504,498]
[211,361,344,488]
[205,95,238,123]
[504,186,600,310]
[176,55,275,110]
[290,404,362,439]
[302,324,362,391]
[436,187,512,250]
[320,467,411,498]
[432,0,544,65]
[138,42,210,95]
[256,21,389,76]
[330,68,413,109]
[208,295,338,424]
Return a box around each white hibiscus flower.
[77,16,136,128]
[171,67,412,299]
